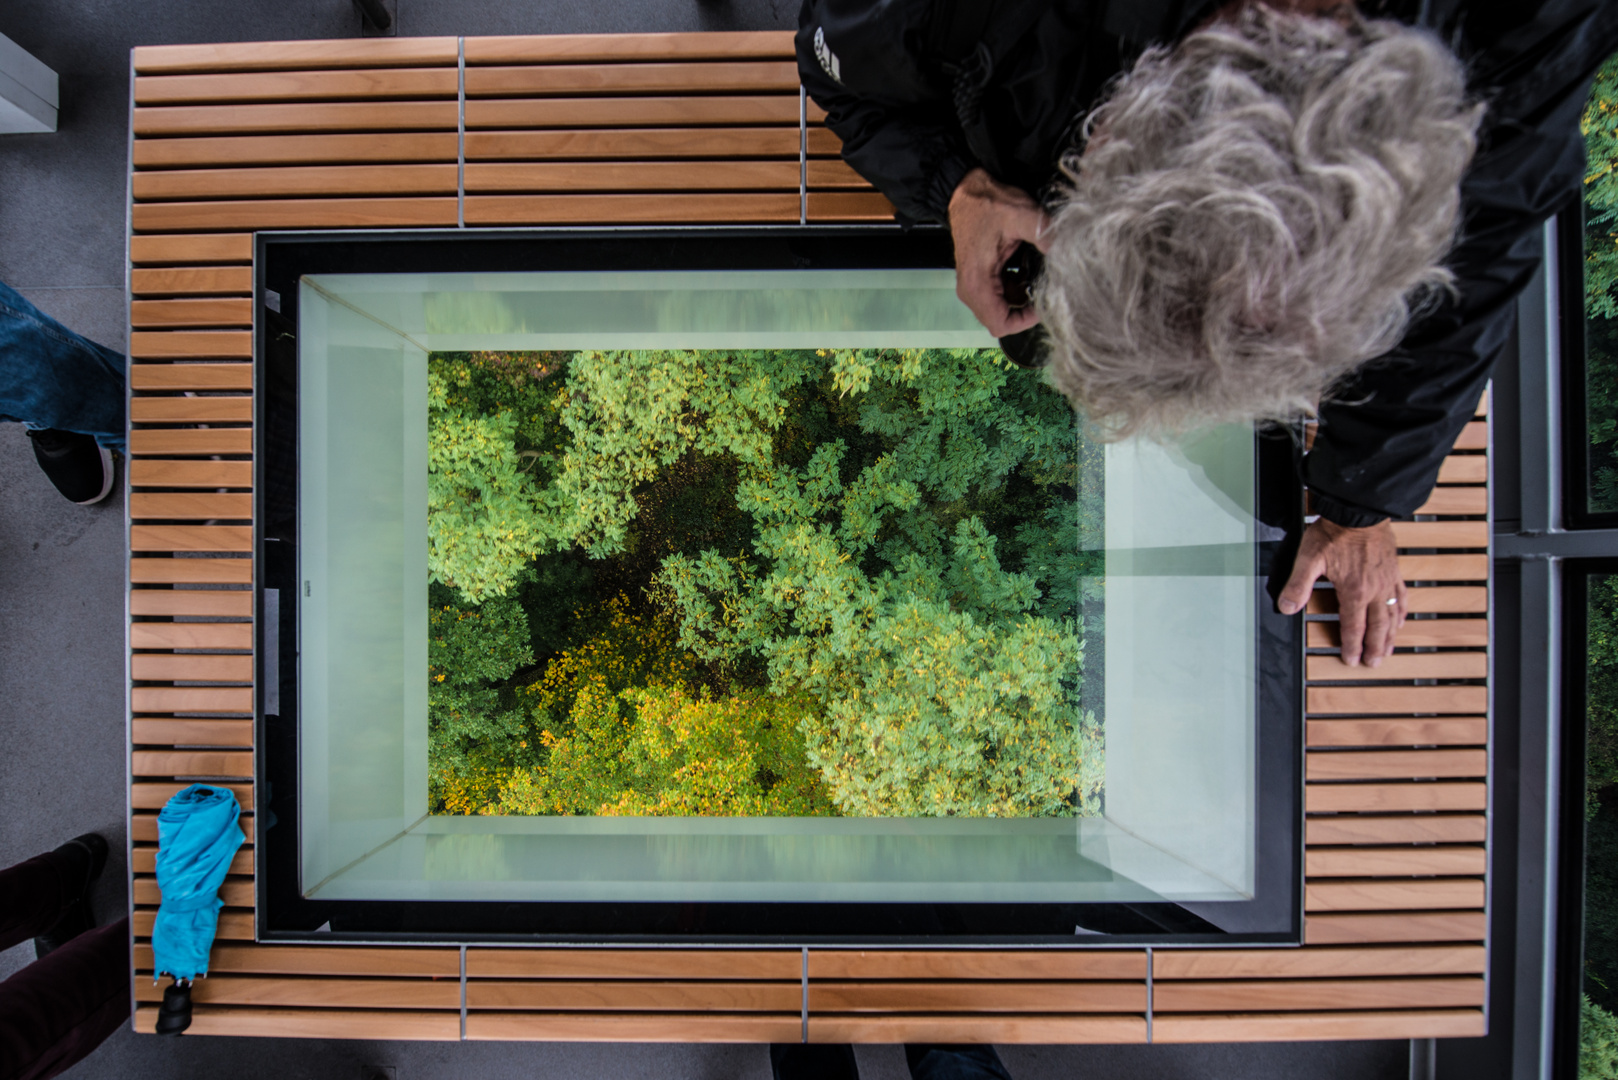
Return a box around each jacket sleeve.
[1304,86,1590,527]
[794,6,976,224]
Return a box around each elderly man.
[797,0,1618,669]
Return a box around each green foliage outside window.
[423,346,1097,820]
[1583,53,1618,512]
[1586,574,1618,1079]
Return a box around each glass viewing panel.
[288,264,1261,911]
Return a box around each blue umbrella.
[152,783,245,984]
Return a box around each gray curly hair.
[1036,5,1483,439]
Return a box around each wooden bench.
[127,31,1491,1043]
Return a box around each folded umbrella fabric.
[152,783,245,981]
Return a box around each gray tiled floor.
[0,1,1411,1076]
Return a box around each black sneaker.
[34,832,110,959]
[27,428,114,505]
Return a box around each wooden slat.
[1153,1010,1484,1043]
[131,653,255,680]
[1153,977,1483,1012]
[129,590,252,617]
[134,1005,460,1039]
[135,132,460,169]
[807,951,1147,981]
[133,197,459,231]
[129,298,254,328]
[808,982,1145,1014]
[130,332,252,359]
[465,127,802,161]
[805,1015,1148,1044]
[134,877,254,907]
[131,688,254,716]
[135,68,459,106]
[130,525,253,552]
[134,164,458,200]
[130,557,253,585]
[133,781,252,810]
[131,363,252,390]
[132,718,254,747]
[132,848,252,876]
[464,160,801,193]
[130,492,254,520]
[463,193,799,225]
[807,191,897,221]
[1306,685,1489,716]
[131,748,254,775]
[1155,945,1486,980]
[1305,912,1488,945]
[1304,879,1485,912]
[133,101,460,136]
[1306,652,1487,681]
[131,267,254,296]
[134,38,461,74]
[1306,586,1487,614]
[1306,717,1487,747]
[130,622,253,649]
[464,61,798,97]
[1436,456,1488,484]
[129,460,253,488]
[131,396,253,422]
[134,907,253,939]
[1308,620,1487,648]
[805,159,870,188]
[1415,487,1487,515]
[131,297,249,327]
[1306,814,1487,845]
[130,233,253,264]
[1389,521,1489,548]
[1305,781,1486,813]
[1305,846,1486,878]
[135,973,458,1009]
[464,96,800,129]
[135,944,458,977]
[1453,421,1488,450]
[1399,554,1488,581]
[467,949,800,980]
[466,1012,802,1042]
[1305,749,1486,781]
[463,32,795,65]
[469,980,800,1012]
[129,429,253,456]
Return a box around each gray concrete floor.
[0,1,1412,1076]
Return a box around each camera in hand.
[999,242,1044,309]
[997,242,1046,369]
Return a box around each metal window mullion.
[799,86,807,226]
[457,38,466,229]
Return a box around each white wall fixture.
[0,32,57,134]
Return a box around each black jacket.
[798,0,1618,525]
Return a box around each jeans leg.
[771,1043,860,1080]
[0,854,72,954]
[0,917,130,1080]
[905,1044,1014,1080]
[0,281,127,452]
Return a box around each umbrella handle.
[156,976,192,1036]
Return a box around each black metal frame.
[252,227,1304,947]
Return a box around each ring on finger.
[1385,597,1398,605]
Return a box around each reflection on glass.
[296,268,1259,905]
[1585,573,1618,1077]
[1582,54,1618,516]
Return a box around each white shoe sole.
[76,445,115,505]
